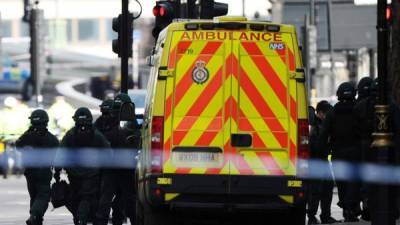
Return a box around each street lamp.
[370,0,396,224]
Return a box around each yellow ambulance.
[137,16,309,225]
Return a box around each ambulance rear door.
[162,30,232,188]
[229,30,299,184]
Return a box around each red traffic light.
[152,1,178,39]
[159,6,166,17]
[153,6,159,16]
[153,5,168,17]
[153,2,175,18]
[386,6,391,20]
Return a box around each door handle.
[231,134,252,147]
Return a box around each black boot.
[344,209,359,222]
[320,216,339,224]
[76,220,87,225]
[26,215,42,225]
[361,207,371,221]
[307,216,320,225]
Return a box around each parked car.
[1,54,32,101]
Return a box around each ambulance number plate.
[171,147,223,168]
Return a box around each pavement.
[0,176,386,225]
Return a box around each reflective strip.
[173,68,223,145]
[195,110,222,146]
[279,195,294,204]
[162,31,301,176]
[241,42,288,110]
[165,193,180,201]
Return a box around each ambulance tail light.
[297,119,310,177]
[151,116,164,173]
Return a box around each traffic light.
[152,1,178,39]
[199,0,228,19]
[112,13,133,57]
[386,4,392,24]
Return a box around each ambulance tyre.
[136,201,174,225]
[135,200,144,225]
[289,205,306,225]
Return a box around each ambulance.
[137,16,309,225]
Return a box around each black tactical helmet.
[370,78,379,96]
[29,109,49,126]
[100,99,114,114]
[316,100,332,113]
[336,82,356,101]
[73,107,93,125]
[357,77,373,98]
[114,93,132,109]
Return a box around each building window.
[105,19,117,40]
[20,22,30,37]
[78,19,99,41]
[2,20,12,37]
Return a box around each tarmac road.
[0,176,387,225]
[0,176,70,225]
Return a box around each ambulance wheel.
[135,200,144,225]
[289,205,306,225]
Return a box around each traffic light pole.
[121,0,130,94]
[371,0,396,224]
[29,6,45,107]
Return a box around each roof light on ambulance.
[185,23,199,30]
[266,25,281,32]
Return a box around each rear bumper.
[139,174,306,211]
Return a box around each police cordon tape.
[1,148,399,184]
[1,148,138,169]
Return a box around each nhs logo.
[269,43,285,50]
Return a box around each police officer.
[16,109,59,225]
[307,101,338,224]
[356,77,373,103]
[94,99,126,225]
[55,107,110,225]
[95,94,137,225]
[319,82,360,222]
[354,78,378,221]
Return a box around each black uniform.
[94,115,137,225]
[307,116,335,222]
[319,100,361,221]
[94,113,125,225]
[57,108,110,225]
[353,77,375,220]
[354,89,376,163]
[354,88,377,221]
[95,95,138,225]
[16,110,59,225]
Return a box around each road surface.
[0,176,391,225]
